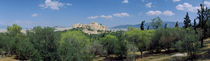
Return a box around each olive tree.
[101,34,127,58]
[150,17,162,29]
[15,38,38,60]
[126,27,154,57]
[58,31,93,61]
[176,28,200,59]
[27,26,58,61]
[6,24,24,55]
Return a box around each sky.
[0,0,210,29]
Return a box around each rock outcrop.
[73,22,107,34]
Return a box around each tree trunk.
[201,38,204,47]
[139,48,143,58]
[140,51,143,58]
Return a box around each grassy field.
[0,38,210,61]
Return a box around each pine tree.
[183,12,191,28]
[140,20,145,30]
[175,21,179,27]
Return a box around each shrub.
[174,40,184,52]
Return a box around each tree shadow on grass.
[103,56,126,61]
[102,50,179,61]
[197,39,210,60]
[197,47,210,60]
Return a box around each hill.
[112,22,184,29]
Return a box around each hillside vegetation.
[0,4,210,61]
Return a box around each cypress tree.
[140,20,145,30]
[183,12,191,28]
[175,21,179,27]
[164,23,168,29]
[147,26,150,30]
[193,19,197,27]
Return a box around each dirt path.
[136,54,172,61]
[0,56,18,61]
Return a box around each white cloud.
[146,10,175,16]
[204,1,210,7]
[40,0,71,10]
[163,10,175,16]
[32,13,38,17]
[173,0,181,2]
[66,3,72,6]
[122,0,128,3]
[146,10,162,16]
[146,2,152,8]
[142,0,145,2]
[101,15,113,19]
[88,16,98,19]
[113,12,130,17]
[176,3,200,12]
[88,12,130,19]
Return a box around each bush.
[174,40,184,52]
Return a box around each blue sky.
[0,0,209,28]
